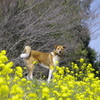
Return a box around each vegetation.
[0,0,95,66]
[0,50,100,100]
[0,0,100,94]
[0,0,100,99]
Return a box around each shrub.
[0,50,100,100]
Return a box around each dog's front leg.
[47,69,54,83]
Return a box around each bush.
[0,50,100,100]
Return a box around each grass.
[0,50,100,100]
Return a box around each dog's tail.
[20,46,31,58]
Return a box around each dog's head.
[54,45,65,55]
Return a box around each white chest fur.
[51,52,60,66]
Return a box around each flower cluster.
[0,50,100,100]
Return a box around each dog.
[20,45,65,82]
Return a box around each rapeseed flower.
[33,61,38,65]
[21,78,27,82]
[28,93,37,98]
[42,87,50,93]
[0,55,8,63]
[53,90,60,96]
[42,87,50,98]
[47,97,55,100]
[58,98,63,100]
[80,58,84,63]
[15,66,23,77]
[0,77,5,84]
[11,84,24,94]
[0,84,10,98]
[10,94,23,100]
[0,50,100,100]
[1,50,6,55]
[60,86,68,92]
[50,65,54,70]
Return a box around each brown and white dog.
[20,45,65,82]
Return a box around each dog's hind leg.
[27,64,34,79]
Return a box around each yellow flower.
[11,84,23,94]
[33,61,38,65]
[50,66,54,70]
[42,87,50,93]
[42,87,50,98]
[96,71,99,74]
[0,63,5,69]
[27,80,32,84]
[0,77,5,84]
[13,76,19,82]
[24,67,27,69]
[58,98,63,100]
[1,50,6,55]
[60,86,68,92]
[88,63,92,67]
[6,62,14,68]
[6,75,10,80]
[42,82,46,85]
[79,58,84,63]
[53,90,60,96]
[74,64,79,70]
[71,62,74,65]
[0,55,8,62]
[15,66,23,77]
[55,61,59,64]
[27,87,31,90]
[21,78,27,82]
[10,94,23,100]
[62,93,68,97]
[47,97,55,100]
[88,73,94,79]
[58,68,64,74]
[0,84,10,95]
[16,66,23,73]
[28,93,37,97]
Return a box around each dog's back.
[20,46,53,66]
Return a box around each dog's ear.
[54,45,58,49]
[63,46,66,49]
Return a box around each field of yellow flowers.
[0,50,100,100]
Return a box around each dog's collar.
[51,52,61,57]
